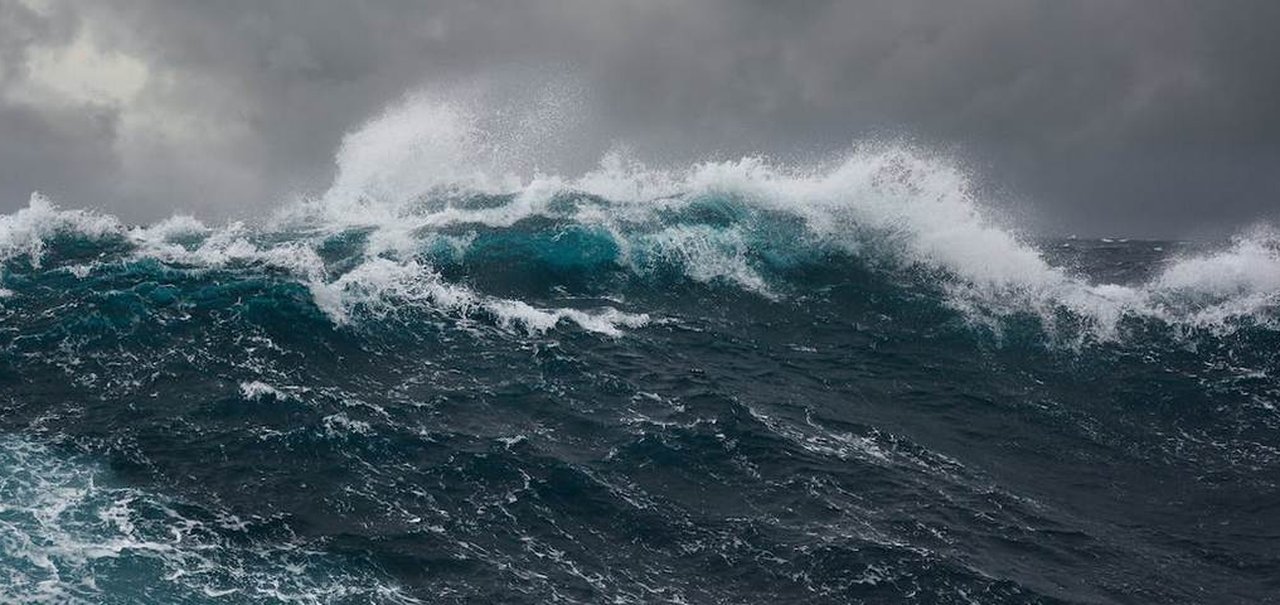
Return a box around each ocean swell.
[1,93,1279,605]
[0,96,1277,345]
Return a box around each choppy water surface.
[1,99,1277,603]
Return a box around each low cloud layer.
[2,0,1278,235]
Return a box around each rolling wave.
[1,94,1275,344]
[1,94,1279,603]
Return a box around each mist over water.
[0,91,1277,603]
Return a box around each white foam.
[308,257,647,335]
[0,191,647,337]
[633,224,774,296]
[3,93,1275,342]
[322,413,373,437]
[302,97,1066,301]
[302,93,524,230]
[128,219,328,280]
[63,264,94,279]
[238,381,293,402]
[1144,229,1280,332]
[0,436,421,604]
[303,94,1277,338]
[0,193,122,267]
[128,214,209,245]
[1154,230,1280,295]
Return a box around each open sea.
[0,100,1277,603]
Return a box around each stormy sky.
[1,0,1278,236]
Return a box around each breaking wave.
[1,94,1275,344]
[2,91,1279,604]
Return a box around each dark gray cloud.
[1,0,1278,235]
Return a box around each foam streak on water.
[0,437,418,604]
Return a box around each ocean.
[0,100,1277,604]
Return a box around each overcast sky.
[1,0,1278,236]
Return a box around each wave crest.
[2,95,1277,343]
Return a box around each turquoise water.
[1,145,1277,603]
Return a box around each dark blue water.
[1,168,1277,603]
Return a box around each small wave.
[0,436,419,604]
[238,381,297,402]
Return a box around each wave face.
[1,98,1278,603]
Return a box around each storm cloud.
[1,0,1278,235]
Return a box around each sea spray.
[1,94,1277,604]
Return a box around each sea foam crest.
[291,94,1278,339]
[0,194,647,335]
[1145,229,1280,329]
[2,93,1277,340]
[306,256,647,335]
[0,193,122,267]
